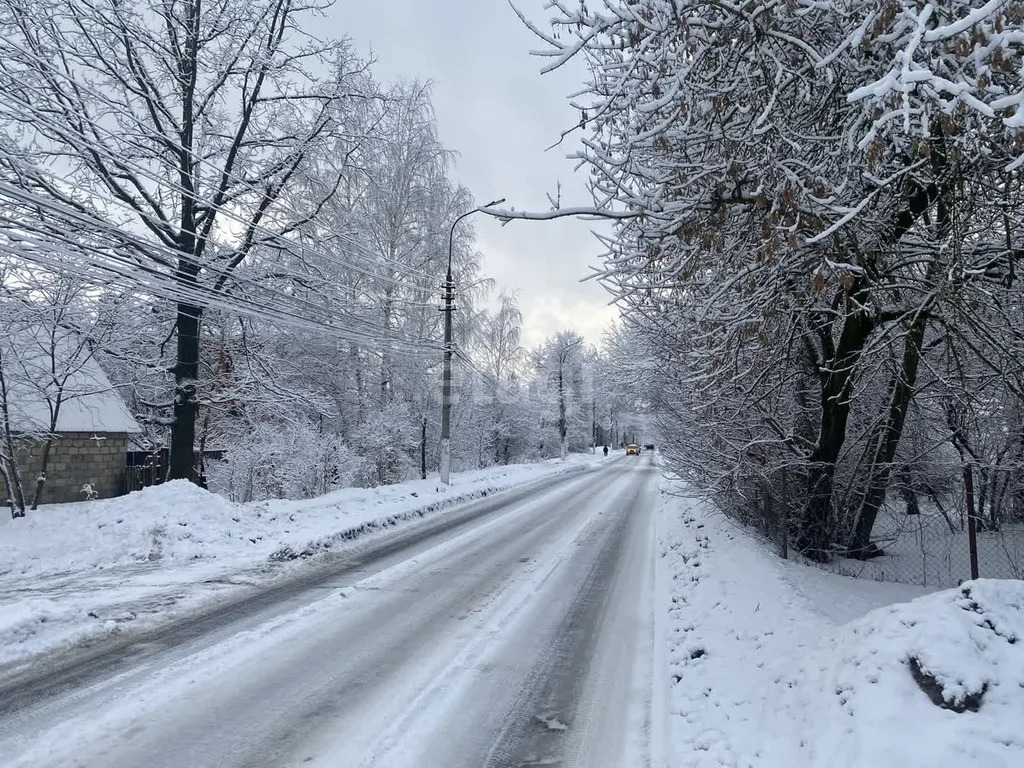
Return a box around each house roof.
[2,326,141,434]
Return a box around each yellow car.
[625,444,641,456]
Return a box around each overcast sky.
[329,0,619,350]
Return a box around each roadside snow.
[763,579,1024,767]
[0,454,605,669]
[657,481,1024,768]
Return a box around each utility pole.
[440,261,454,485]
[558,363,566,460]
[421,416,427,480]
[440,197,504,485]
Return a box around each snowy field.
[657,483,1024,768]
[0,453,606,670]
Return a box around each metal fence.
[820,502,1024,588]
[123,449,168,494]
[124,462,163,494]
[123,448,225,494]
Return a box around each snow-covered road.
[0,457,659,767]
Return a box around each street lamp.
[439,197,505,485]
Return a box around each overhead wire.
[0,179,454,353]
[0,35,444,288]
[0,180,441,344]
[0,234,441,354]
[0,29,494,367]
[0,189,448,355]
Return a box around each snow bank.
[657,484,1024,768]
[0,455,601,578]
[0,454,604,668]
[0,481,242,577]
[763,580,1024,767]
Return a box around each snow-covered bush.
[209,421,369,502]
[353,401,417,487]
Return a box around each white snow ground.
[0,456,658,768]
[5,459,1022,767]
[0,453,605,670]
[656,481,1024,768]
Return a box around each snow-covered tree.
[527,0,1024,560]
[0,259,130,513]
[0,0,373,481]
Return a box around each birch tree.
[479,293,525,463]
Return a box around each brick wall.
[7,432,128,505]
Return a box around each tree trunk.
[169,7,201,483]
[380,287,393,403]
[197,408,211,489]
[169,300,201,481]
[350,342,364,427]
[800,464,837,562]
[1013,475,1024,523]
[493,393,502,465]
[0,354,27,517]
[168,4,202,487]
[421,416,427,480]
[796,281,875,561]
[0,461,23,518]
[965,464,980,579]
[30,436,57,509]
[847,311,928,557]
[0,447,26,518]
[847,136,952,556]
[558,365,567,460]
[591,400,596,454]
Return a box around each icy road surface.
[0,458,659,768]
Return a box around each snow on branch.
[479,205,640,225]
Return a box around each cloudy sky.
[329,1,619,349]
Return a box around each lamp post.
[440,197,505,485]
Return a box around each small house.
[1,332,140,505]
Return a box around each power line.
[0,180,423,341]
[0,179,454,346]
[0,38,444,288]
[0,203,447,355]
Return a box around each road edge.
[0,457,611,696]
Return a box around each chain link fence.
[820,484,1024,587]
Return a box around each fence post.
[964,465,980,580]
